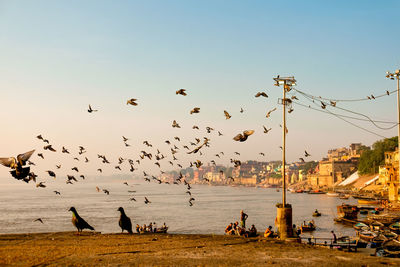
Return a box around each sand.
[0,232,399,266]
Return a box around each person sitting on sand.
[136,224,140,233]
[143,224,147,232]
[162,222,167,230]
[264,226,273,238]
[249,224,256,233]
[225,223,233,234]
[153,222,157,232]
[148,222,153,232]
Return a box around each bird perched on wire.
[127,98,138,106]
[176,89,187,96]
[117,207,133,234]
[68,207,95,234]
[0,150,35,180]
[233,130,255,142]
[190,107,200,114]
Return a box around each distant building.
[378,148,399,202]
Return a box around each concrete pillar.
[276,205,293,240]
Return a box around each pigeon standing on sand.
[68,207,95,234]
[117,207,133,234]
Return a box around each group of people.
[135,222,167,233]
[224,210,257,237]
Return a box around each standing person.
[240,210,248,229]
[331,230,337,243]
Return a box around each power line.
[292,98,389,139]
[293,89,398,130]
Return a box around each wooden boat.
[312,211,321,217]
[358,199,380,205]
[359,230,377,242]
[295,189,303,193]
[301,221,316,232]
[370,221,385,231]
[327,192,339,197]
[389,222,400,234]
[337,204,358,220]
[382,239,400,257]
[353,222,368,230]
[308,190,325,194]
[339,194,350,199]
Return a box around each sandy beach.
[0,232,399,266]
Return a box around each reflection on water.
[0,177,358,238]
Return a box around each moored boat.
[339,194,350,199]
[359,230,377,242]
[327,192,339,197]
[389,222,400,234]
[358,199,380,205]
[308,190,325,194]
[353,222,368,230]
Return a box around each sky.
[0,0,400,179]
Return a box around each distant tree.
[358,136,398,175]
[299,161,318,174]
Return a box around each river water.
[0,176,359,238]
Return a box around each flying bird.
[68,207,95,234]
[266,108,277,118]
[144,197,151,204]
[36,182,46,188]
[233,130,255,142]
[34,218,44,224]
[88,104,98,113]
[54,190,61,195]
[172,120,181,128]
[255,92,268,98]
[0,150,35,180]
[240,107,244,113]
[176,89,187,96]
[62,147,70,154]
[224,110,231,120]
[44,145,56,152]
[263,126,271,133]
[127,98,138,106]
[304,150,311,157]
[46,170,56,178]
[190,107,200,114]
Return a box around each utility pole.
[273,75,296,239]
[386,69,400,202]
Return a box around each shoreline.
[1,232,399,266]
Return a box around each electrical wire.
[294,89,398,130]
[292,97,390,138]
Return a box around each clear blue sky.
[0,0,399,177]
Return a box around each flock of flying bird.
[0,88,312,213]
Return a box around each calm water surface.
[0,177,359,238]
